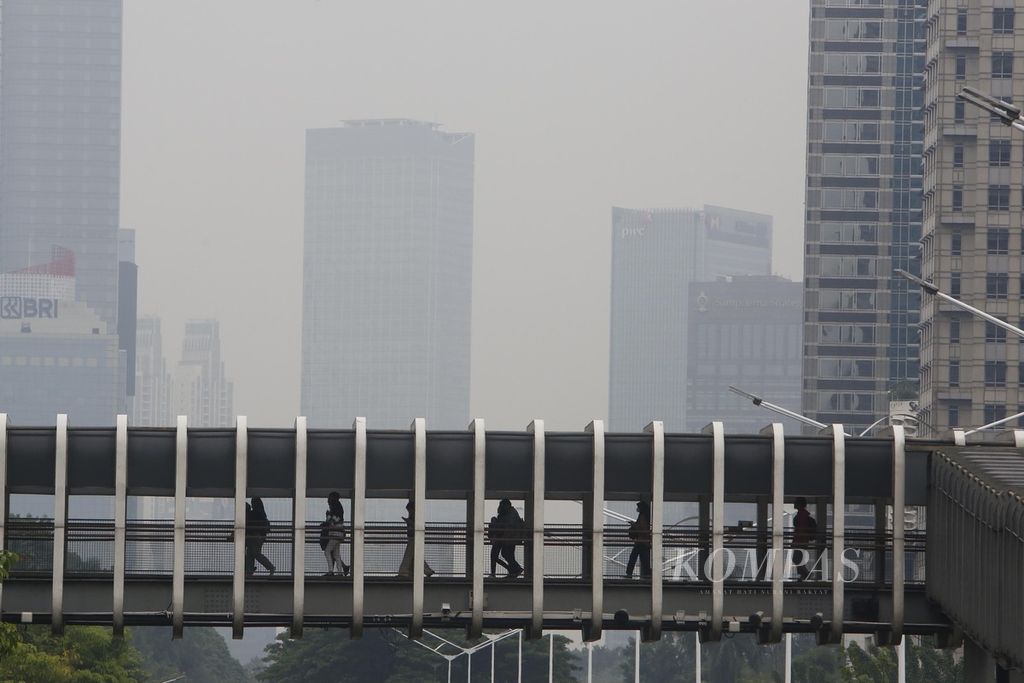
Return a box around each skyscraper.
[0,0,123,331]
[608,206,773,432]
[918,1,1024,435]
[301,119,474,429]
[802,0,926,433]
[172,319,233,428]
[132,316,170,427]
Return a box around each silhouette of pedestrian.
[323,491,349,577]
[398,500,434,578]
[245,497,275,576]
[489,499,524,579]
[792,497,817,581]
[626,501,652,579]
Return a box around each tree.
[0,626,145,683]
[130,626,249,683]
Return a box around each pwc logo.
[0,297,59,319]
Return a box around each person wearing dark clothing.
[323,491,349,577]
[792,497,816,581]
[488,499,524,579]
[626,501,652,579]
[245,497,275,576]
[398,500,434,578]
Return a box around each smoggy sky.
[121,0,809,429]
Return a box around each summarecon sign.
[0,296,59,319]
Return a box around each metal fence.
[5,518,926,586]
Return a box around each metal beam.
[291,416,307,638]
[112,415,128,638]
[762,423,785,643]
[829,425,846,643]
[0,413,8,615]
[410,418,427,639]
[644,421,664,642]
[51,414,69,635]
[172,415,188,638]
[527,419,545,639]
[468,419,486,640]
[585,420,605,641]
[702,422,725,641]
[351,417,367,639]
[232,416,248,639]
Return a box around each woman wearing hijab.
[398,500,434,578]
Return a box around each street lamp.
[727,385,853,436]
[958,86,1024,132]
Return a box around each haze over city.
[122,0,809,428]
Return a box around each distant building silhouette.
[172,319,233,428]
[132,316,171,427]
[301,119,474,428]
[608,206,773,432]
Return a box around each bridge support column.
[642,421,664,642]
[584,420,605,642]
[467,418,485,640]
[755,496,768,582]
[51,414,69,636]
[526,419,545,639]
[965,640,996,682]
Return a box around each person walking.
[245,497,275,576]
[489,499,524,579]
[626,501,652,579]
[323,491,349,577]
[398,500,434,578]
[792,497,817,581]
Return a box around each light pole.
[958,86,1024,131]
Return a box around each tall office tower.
[608,205,773,432]
[301,119,474,429]
[918,1,1024,435]
[132,316,170,427]
[0,250,125,425]
[172,319,233,428]
[686,276,804,433]
[0,0,123,331]
[118,229,137,401]
[802,0,926,434]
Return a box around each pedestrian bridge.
[0,414,1021,670]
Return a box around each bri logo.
[0,297,59,319]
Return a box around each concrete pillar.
[964,639,996,682]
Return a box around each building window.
[951,272,962,297]
[990,139,1012,166]
[952,186,964,212]
[956,55,968,79]
[985,404,1007,425]
[993,52,1014,79]
[986,361,1007,387]
[957,8,968,34]
[952,232,962,256]
[954,144,964,167]
[988,228,1010,254]
[950,319,961,343]
[948,404,960,427]
[994,7,1015,34]
[986,320,1008,343]
[955,101,966,123]
[949,360,960,386]
[989,185,1011,210]
[987,272,1009,299]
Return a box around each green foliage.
[130,626,249,683]
[0,626,145,683]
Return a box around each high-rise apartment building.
[132,316,170,427]
[0,0,123,331]
[803,0,926,433]
[686,276,804,433]
[919,1,1024,435]
[301,119,474,429]
[608,206,773,432]
[172,320,233,428]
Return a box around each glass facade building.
[802,0,926,433]
[918,1,1024,435]
[608,206,773,432]
[0,0,123,331]
[301,120,474,429]
[686,276,804,433]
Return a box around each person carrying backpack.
[245,497,275,576]
[323,491,349,577]
[491,499,524,579]
[626,500,652,579]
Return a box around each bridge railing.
[5,518,926,586]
